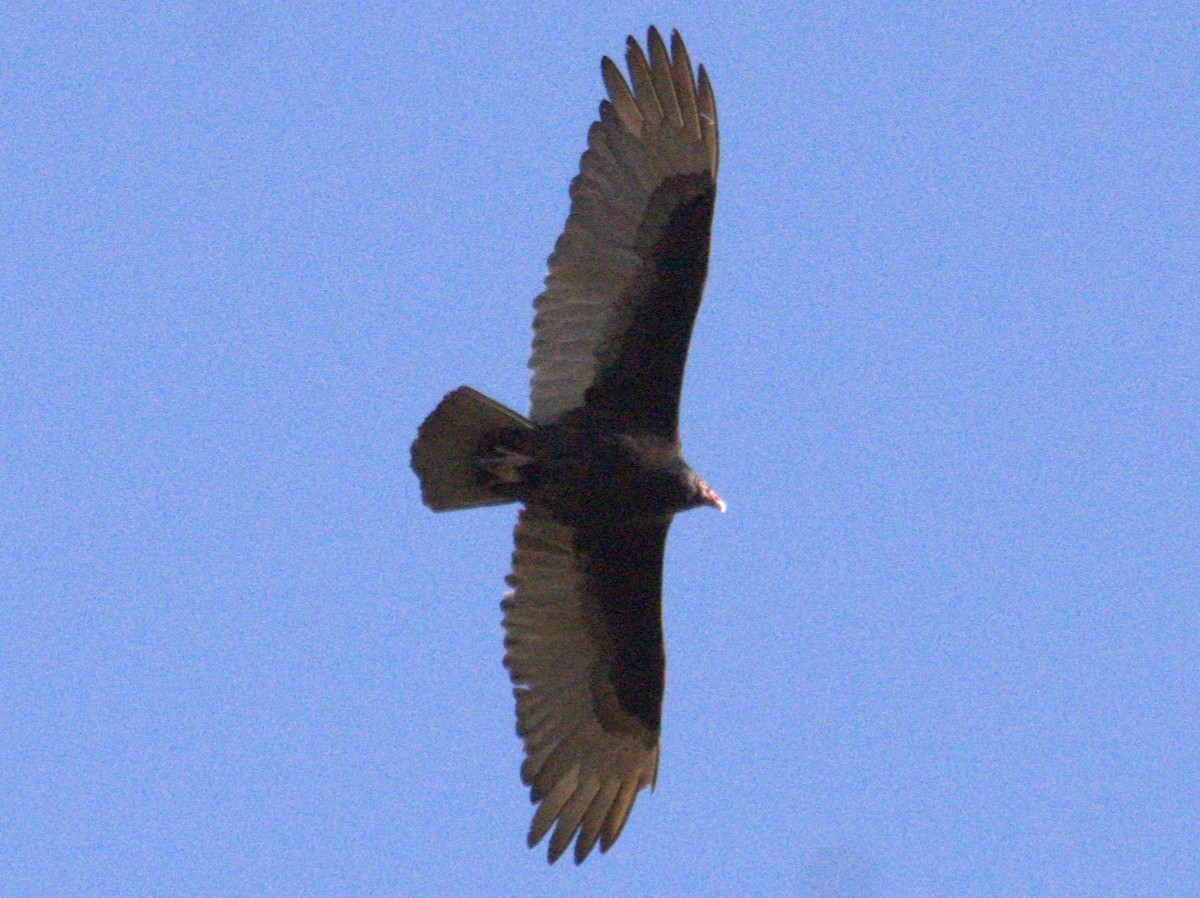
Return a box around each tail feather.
[411,386,533,511]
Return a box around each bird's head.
[689,473,726,513]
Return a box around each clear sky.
[4,3,1198,896]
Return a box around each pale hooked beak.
[699,481,726,513]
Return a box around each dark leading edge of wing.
[574,519,669,736]
[583,173,716,437]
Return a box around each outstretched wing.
[529,27,719,438]
[503,509,671,864]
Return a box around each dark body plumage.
[484,420,715,526]
[410,28,722,865]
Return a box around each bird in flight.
[412,26,722,864]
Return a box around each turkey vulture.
[411,27,722,864]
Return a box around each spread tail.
[411,386,533,511]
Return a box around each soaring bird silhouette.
[412,27,722,864]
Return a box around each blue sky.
[3,2,1198,895]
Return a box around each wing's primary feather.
[529,28,719,435]
[646,29,681,128]
[503,509,670,863]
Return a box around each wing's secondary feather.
[529,28,719,431]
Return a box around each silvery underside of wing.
[502,510,663,864]
[529,27,719,424]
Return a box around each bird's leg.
[473,426,538,503]
[474,445,532,485]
